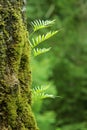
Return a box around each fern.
[32,85,55,103]
[29,19,61,104]
[29,19,59,56]
[31,19,55,32]
[32,85,49,93]
[30,31,58,48]
[32,85,62,104]
[33,47,51,56]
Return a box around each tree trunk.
[0,0,39,130]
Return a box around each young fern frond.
[29,19,60,56]
[30,31,58,48]
[32,85,49,93]
[29,19,61,104]
[36,93,55,99]
[32,85,55,103]
[33,47,51,56]
[31,19,55,32]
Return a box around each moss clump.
[6,96,18,128]
[16,95,39,130]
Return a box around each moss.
[6,96,18,128]
[16,95,39,130]
[0,1,39,130]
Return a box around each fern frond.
[32,85,55,102]
[31,19,55,32]
[40,93,55,99]
[36,93,55,99]
[32,92,55,101]
[30,31,58,48]
[32,85,49,93]
[33,47,51,56]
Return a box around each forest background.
[27,0,87,130]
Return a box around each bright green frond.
[30,31,58,48]
[32,85,49,93]
[32,85,55,103]
[41,94,55,99]
[31,19,55,32]
[33,48,51,56]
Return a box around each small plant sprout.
[32,85,55,104]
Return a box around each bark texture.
[0,0,39,130]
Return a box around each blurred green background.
[26,0,87,130]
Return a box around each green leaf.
[33,47,51,56]
[32,85,55,103]
[30,31,58,48]
[31,19,55,32]
[32,85,49,93]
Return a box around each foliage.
[29,19,58,56]
[31,57,57,130]
[48,0,87,128]
[32,85,55,104]
[59,122,87,130]
[36,111,56,130]
[28,17,58,130]
[31,19,55,32]
[27,0,87,130]
[29,19,58,105]
[30,31,57,48]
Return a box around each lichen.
[0,1,39,130]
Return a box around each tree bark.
[0,0,39,130]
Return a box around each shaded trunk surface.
[0,0,39,130]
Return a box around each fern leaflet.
[31,19,55,32]
[32,85,55,102]
[30,31,58,48]
[32,85,49,93]
[33,48,51,56]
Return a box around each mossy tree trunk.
[0,0,39,130]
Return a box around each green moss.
[0,1,39,130]
[6,96,18,128]
[16,95,39,130]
